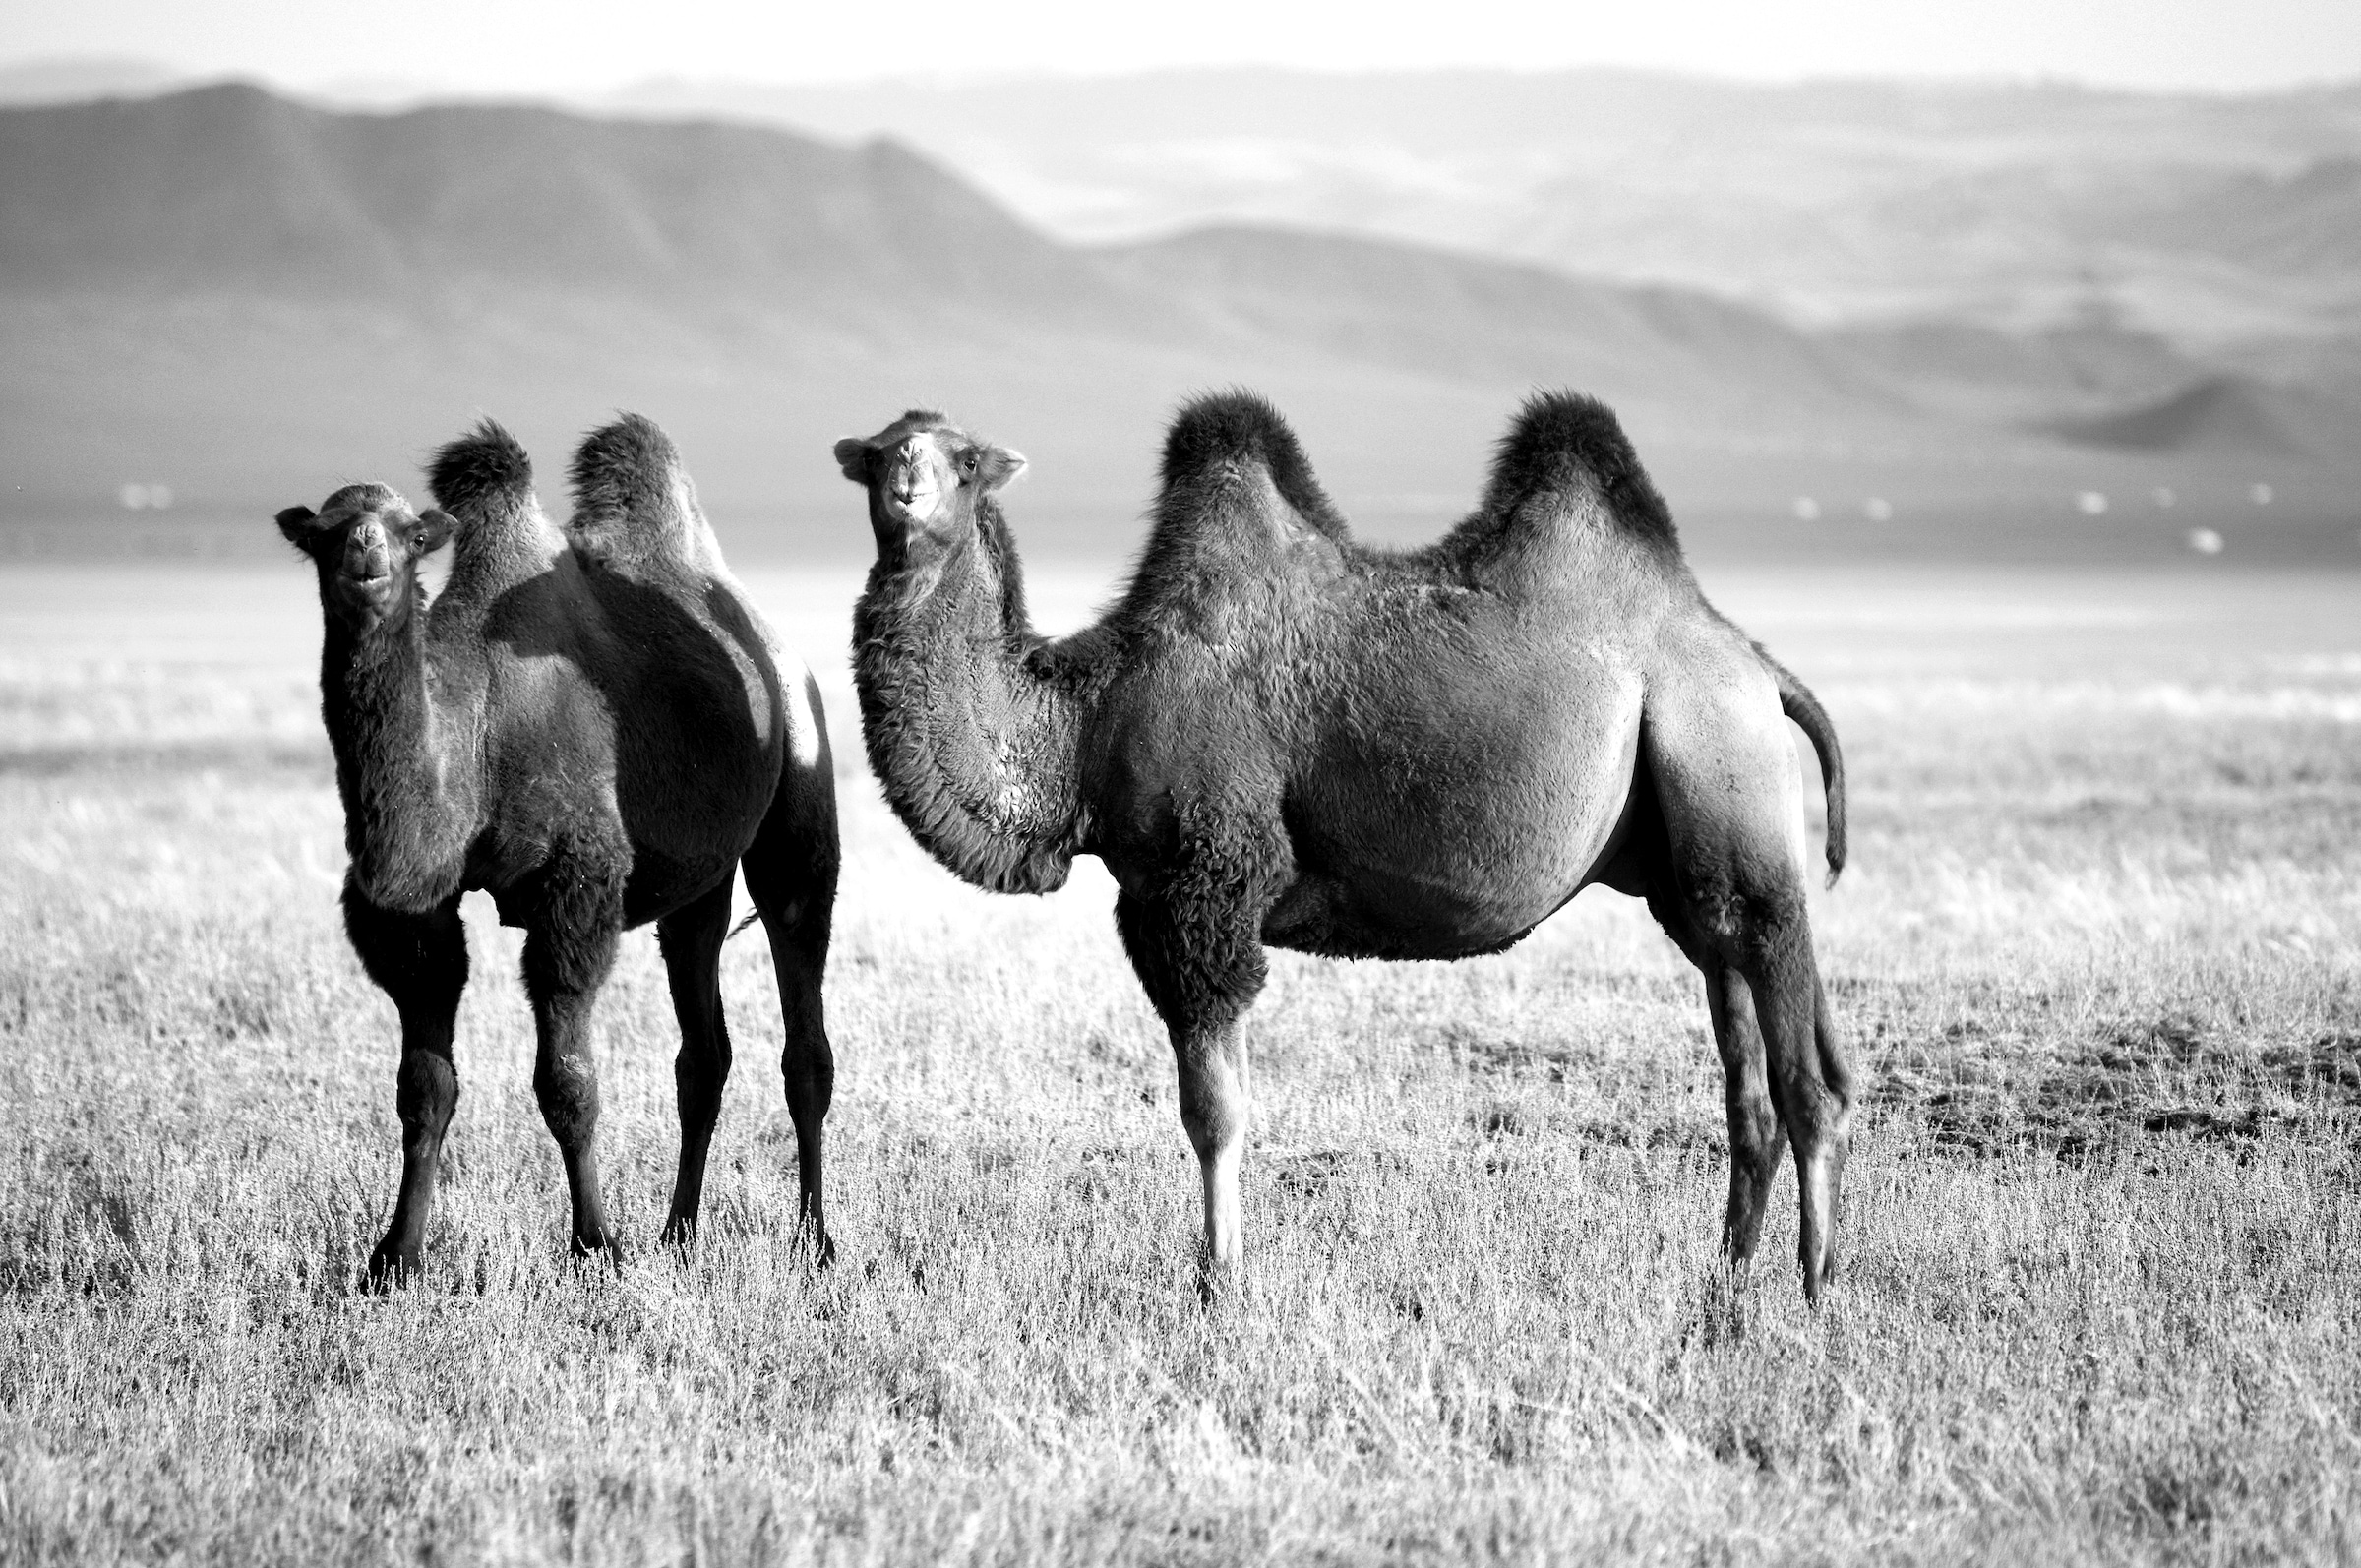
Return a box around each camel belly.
[1264,653,1644,959]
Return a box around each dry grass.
[1,560,2357,1564]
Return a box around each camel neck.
[851,512,1087,895]
[319,596,476,910]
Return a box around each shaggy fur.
[848,484,1085,895]
[838,390,1855,1300]
[276,415,841,1281]
[425,418,533,518]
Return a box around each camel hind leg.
[656,876,736,1246]
[1643,643,1854,1300]
[1705,960,1796,1265]
[1635,865,1787,1270]
[740,692,840,1261]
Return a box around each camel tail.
[1760,645,1847,886]
[1158,389,1349,541]
[569,412,688,533]
[426,418,533,520]
[1483,392,1677,549]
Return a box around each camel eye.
[961,452,979,475]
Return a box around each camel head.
[275,483,454,635]
[833,411,1025,577]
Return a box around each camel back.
[1111,390,1684,633]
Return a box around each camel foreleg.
[1117,888,1266,1292]
[345,885,467,1284]
[522,841,627,1267]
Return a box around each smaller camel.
[836,392,1855,1299]
[277,415,839,1279]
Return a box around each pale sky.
[2,0,2356,93]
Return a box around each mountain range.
[599,69,2361,347]
[3,77,2354,558]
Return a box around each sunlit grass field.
[2,558,2356,1564]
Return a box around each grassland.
[1,558,2356,1565]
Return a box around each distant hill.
[2107,157,2361,276]
[1823,318,2204,422]
[2043,376,2316,455]
[0,83,1115,314]
[601,69,2361,356]
[2,83,2352,554]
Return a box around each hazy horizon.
[3,0,2360,96]
[5,53,2361,109]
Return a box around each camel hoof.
[1693,1268,1752,1347]
[659,1217,697,1252]
[365,1248,421,1291]
[570,1234,626,1275]
[803,1225,837,1270]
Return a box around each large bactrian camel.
[277,415,839,1280]
[835,391,1856,1299]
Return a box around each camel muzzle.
[344,519,393,585]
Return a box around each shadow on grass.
[1874,1009,2361,1164]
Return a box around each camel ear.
[980,446,1027,491]
[275,505,320,545]
[832,438,873,483]
[413,508,454,554]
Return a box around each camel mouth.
[887,484,945,525]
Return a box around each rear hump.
[568,413,707,567]
[1482,392,1677,549]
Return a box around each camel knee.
[1772,1068,1846,1148]
[1177,1079,1245,1158]
[674,1042,731,1129]
[1726,1089,1782,1169]
[1171,1013,1251,1162]
[534,1055,601,1147]
[780,1045,833,1127]
[395,1050,458,1136]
